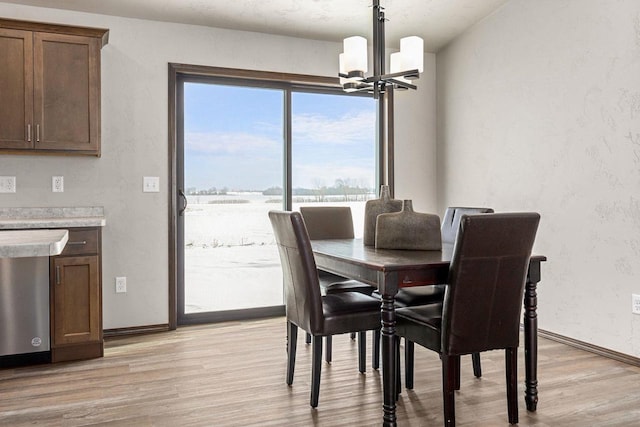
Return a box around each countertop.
[0,229,69,258]
[0,207,106,229]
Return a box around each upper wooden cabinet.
[0,19,108,156]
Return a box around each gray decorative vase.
[375,200,442,250]
[363,185,403,246]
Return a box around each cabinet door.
[33,32,100,154]
[0,28,33,149]
[52,255,101,345]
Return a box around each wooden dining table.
[311,238,547,427]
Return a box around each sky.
[183,82,376,191]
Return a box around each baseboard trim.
[104,324,170,338]
[539,328,640,367]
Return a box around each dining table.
[311,238,547,427]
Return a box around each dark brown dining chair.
[299,206,375,296]
[393,207,494,308]
[300,206,380,366]
[395,212,540,426]
[269,210,382,408]
[398,206,494,382]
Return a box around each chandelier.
[339,0,423,97]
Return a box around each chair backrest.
[299,206,354,240]
[441,207,494,244]
[442,212,540,355]
[269,210,323,333]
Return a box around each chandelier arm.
[362,69,421,84]
[387,78,417,90]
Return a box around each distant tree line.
[186,187,228,195]
[263,179,374,202]
[186,179,374,201]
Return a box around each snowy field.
[184,193,369,313]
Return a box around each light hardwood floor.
[1,317,639,426]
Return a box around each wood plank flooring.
[1,317,639,426]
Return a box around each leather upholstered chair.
[269,210,382,408]
[441,206,495,244]
[300,206,379,366]
[395,212,540,426]
[299,206,375,296]
[398,206,494,381]
[393,207,494,308]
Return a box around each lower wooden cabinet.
[50,227,103,362]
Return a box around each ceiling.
[2,0,508,52]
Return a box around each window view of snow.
[183,83,375,313]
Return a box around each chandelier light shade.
[400,36,424,75]
[389,52,411,87]
[343,36,368,79]
[338,0,423,95]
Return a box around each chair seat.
[396,303,443,353]
[321,292,381,336]
[318,270,347,288]
[323,292,381,315]
[325,279,377,295]
[394,285,446,307]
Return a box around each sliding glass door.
[176,73,375,324]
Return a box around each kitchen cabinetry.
[0,18,109,156]
[50,227,103,362]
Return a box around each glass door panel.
[181,82,284,315]
[291,92,376,236]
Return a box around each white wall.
[0,3,436,329]
[437,0,640,357]
[394,53,438,214]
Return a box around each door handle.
[27,124,32,142]
[178,189,188,216]
[56,266,61,285]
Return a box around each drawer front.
[59,229,99,256]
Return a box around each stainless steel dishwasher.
[0,256,50,363]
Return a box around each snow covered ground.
[184,193,368,313]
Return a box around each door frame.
[167,63,392,329]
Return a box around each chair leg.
[325,336,332,363]
[506,348,519,424]
[453,355,461,391]
[358,331,366,373]
[311,336,323,408]
[306,332,311,344]
[395,336,401,400]
[472,352,482,378]
[372,330,380,370]
[405,339,414,390]
[442,355,457,427]
[286,322,298,386]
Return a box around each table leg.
[381,292,397,426]
[524,261,541,411]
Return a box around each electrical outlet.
[115,277,127,293]
[0,176,16,193]
[52,176,64,192]
[143,176,160,193]
[632,294,640,315]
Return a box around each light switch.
[143,176,160,193]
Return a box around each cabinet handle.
[36,124,40,142]
[27,124,32,142]
[56,266,61,285]
[67,241,87,246]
